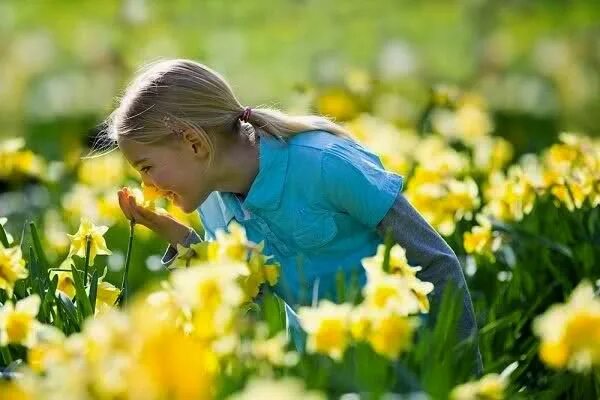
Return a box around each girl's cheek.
[155,171,177,191]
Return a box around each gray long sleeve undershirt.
[376,192,483,375]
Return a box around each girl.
[107,59,482,373]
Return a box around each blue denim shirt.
[161,130,482,374]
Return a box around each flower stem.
[83,235,91,287]
[118,220,136,306]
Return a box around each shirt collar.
[214,134,289,226]
[241,134,289,211]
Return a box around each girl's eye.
[141,166,151,174]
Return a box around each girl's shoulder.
[287,129,380,167]
[286,129,356,152]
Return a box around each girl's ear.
[182,129,208,157]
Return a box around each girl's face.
[118,134,213,213]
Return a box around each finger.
[128,195,142,224]
[121,190,134,219]
[128,195,157,227]
[117,190,132,220]
[135,205,158,225]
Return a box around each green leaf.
[28,247,40,296]
[29,221,50,273]
[0,346,13,366]
[240,301,261,315]
[57,292,80,328]
[89,269,99,314]
[0,220,11,248]
[587,207,598,236]
[52,301,63,331]
[39,275,59,324]
[70,262,93,320]
[492,220,573,259]
[261,288,286,336]
[83,236,91,287]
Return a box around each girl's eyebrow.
[133,158,148,167]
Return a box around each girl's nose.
[141,176,155,188]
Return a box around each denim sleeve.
[160,228,203,269]
[376,192,483,375]
[321,142,404,229]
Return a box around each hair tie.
[240,107,252,123]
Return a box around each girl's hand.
[117,187,190,247]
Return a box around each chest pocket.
[293,208,338,250]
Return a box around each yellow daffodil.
[0,379,33,400]
[455,103,493,144]
[363,274,422,315]
[249,324,299,367]
[67,217,112,266]
[140,182,168,206]
[95,280,122,315]
[50,257,76,298]
[0,244,28,297]
[297,300,352,361]
[210,221,250,263]
[0,137,46,181]
[450,373,506,400]
[361,243,421,278]
[533,280,600,371]
[132,324,219,400]
[0,294,41,347]
[244,241,280,298]
[361,244,434,313]
[482,166,537,222]
[27,324,66,373]
[408,278,435,313]
[316,89,357,121]
[405,165,479,235]
[349,304,372,341]
[471,136,514,172]
[174,223,280,300]
[463,214,502,261]
[367,311,418,359]
[170,264,246,340]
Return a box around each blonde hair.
[97,58,354,166]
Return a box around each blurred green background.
[1,0,599,292]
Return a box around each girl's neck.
[215,134,259,197]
